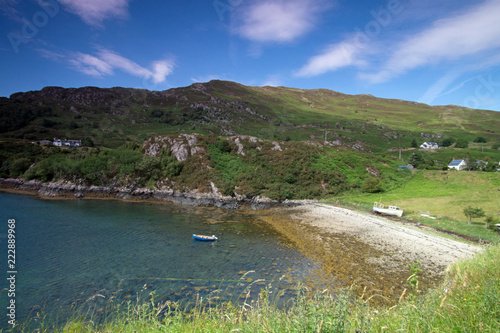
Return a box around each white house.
[420,141,439,149]
[53,138,82,147]
[448,159,467,170]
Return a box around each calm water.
[0,193,325,329]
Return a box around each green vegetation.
[1,81,499,152]
[19,244,500,332]
[342,170,500,242]
[2,81,499,332]
[463,206,486,225]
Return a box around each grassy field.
[343,170,500,222]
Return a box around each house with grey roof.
[420,141,439,149]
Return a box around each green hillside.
[1,80,499,151]
[0,81,499,202]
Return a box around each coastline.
[1,178,484,304]
[257,204,482,304]
[0,178,315,210]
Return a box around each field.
[340,170,500,242]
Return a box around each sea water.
[0,192,325,329]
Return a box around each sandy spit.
[290,204,482,275]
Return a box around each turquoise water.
[0,193,324,329]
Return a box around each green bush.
[362,176,383,193]
[455,138,469,148]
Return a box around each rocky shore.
[0,178,315,210]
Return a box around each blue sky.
[1,0,500,111]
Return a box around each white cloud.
[262,75,282,87]
[295,39,366,77]
[363,0,500,83]
[69,52,113,77]
[97,49,151,78]
[57,0,129,27]
[151,60,174,84]
[234,0,326,43]
[40,47,174,83]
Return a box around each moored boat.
[193,234,218,241]
[373,202,403,217]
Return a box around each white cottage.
[420,141,439,149]
[448,159,467,170]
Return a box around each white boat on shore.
[373,202,403,217]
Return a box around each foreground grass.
[18,245,500,332]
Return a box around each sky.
[1,0,500,111]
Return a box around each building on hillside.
[475,160,489,171]
[39,140,52,145]
[448,159,467,170]
[53,138,82,147]
[420,141,439,149]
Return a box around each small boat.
[193,234,218,241]
[373,202,403,217]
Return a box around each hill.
[1,80,499,150]
[0,81,499,203]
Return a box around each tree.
[455,139,469,148]
[9,157,31,177]
[408,151,434,169]
[485,215,499,229]
[441,137,455,147]
[473,136,487,143]
[411,139,418,148]
[463,206,485,224]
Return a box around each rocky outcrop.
[143,134,205,161]
[0,178,313,210]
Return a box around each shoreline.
[257,204,482,304]
[1,178,484,304]
[0,178,316,210]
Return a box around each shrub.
[9,157,31,177]
[362,176,383,193]
[474,136,487,143]
[455,138,469,148]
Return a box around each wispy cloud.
[262,74,282,87]
[191,75,224,83]
[362,0,500,83]
[0,0,20,21]
[39,47,174,83]
[234,0,328,43]
[295,38,367,77]
[57,0,129,27]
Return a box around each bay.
[0,193,326,329]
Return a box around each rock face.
[0,178,309,210]
[143,134,205,161]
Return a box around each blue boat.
[193,234,218,241]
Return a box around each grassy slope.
[2,81,500,151]
[343,170,500,221]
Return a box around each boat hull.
[372,202,404,217]
[193,234,217,241]
[373,206,404,217]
